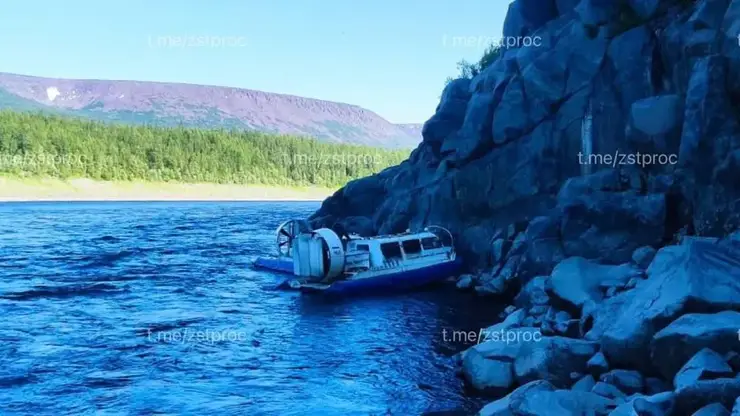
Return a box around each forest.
[0,111,409,188]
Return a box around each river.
[0,201,500,415]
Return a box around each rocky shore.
[309,0,740,413]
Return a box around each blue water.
[0,201,498,415]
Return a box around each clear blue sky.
[0,0,510,123]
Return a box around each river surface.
[0,202,500,415]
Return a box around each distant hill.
[0,72,422,148]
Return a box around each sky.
[0,0,511,124]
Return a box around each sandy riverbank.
[0,177,335,202]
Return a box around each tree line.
[0,111,410,187]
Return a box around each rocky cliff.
[311,0,740,413]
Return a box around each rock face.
[307,0,740,414]
[311,0,740,266]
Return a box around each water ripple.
[0,201,498,415]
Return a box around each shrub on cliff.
[446,43,503,85]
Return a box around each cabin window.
[402,239,422,256]
[421,237,442,250]
[380,242,403,261]
[356,244,369,252]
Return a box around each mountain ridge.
[0,71,421,148]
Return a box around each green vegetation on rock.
[0,111,409,187]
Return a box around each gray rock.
[624,277,640,290]
[608,392,676,416]
[462,348,516,394]
[521,216,566,277]
[573,374,597,392]
[483,309,528,335]
[512,389,616,415]
[631,246,657,269]
[514,336,599,387]
[675,378,740,414]
[592,381,625,399]
[515,276,550,309]
[477,380,556,416]
[631,95,684,136]
[456,274,475,290]
[529,305,550,316]
[600,369,644,395]
[693,403,731,416]
[422,78,471,145]
[651,311,740,380]
[461,327,540,392]
[674,348,735,391]
[596,240,740,373]
[550,257,642,309]
[587,352,610,377]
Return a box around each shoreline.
[0,177,335,202]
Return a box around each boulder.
[477,380,555,416]
[595,240,740,372]
[511,389,616,415]
[587,352,610,377]
[651,311,740,380]
[675,378,740,414]
[608,392,676,416]
[461,327,540,392]
[549,257,642,310]
[483,309,528,335]
[733,398,740,416]
[631,95,684,136]
[631,246,657,269]
[513,336,599,387]
[462,353,515,395]
[456,274,475,290]
[591,381,626,399]
[674,348,735,391]
[573,374,597,391]
[521,216,566,277]
[692,403,731,416]
[514,276,550,310]
[599,370,644,395]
